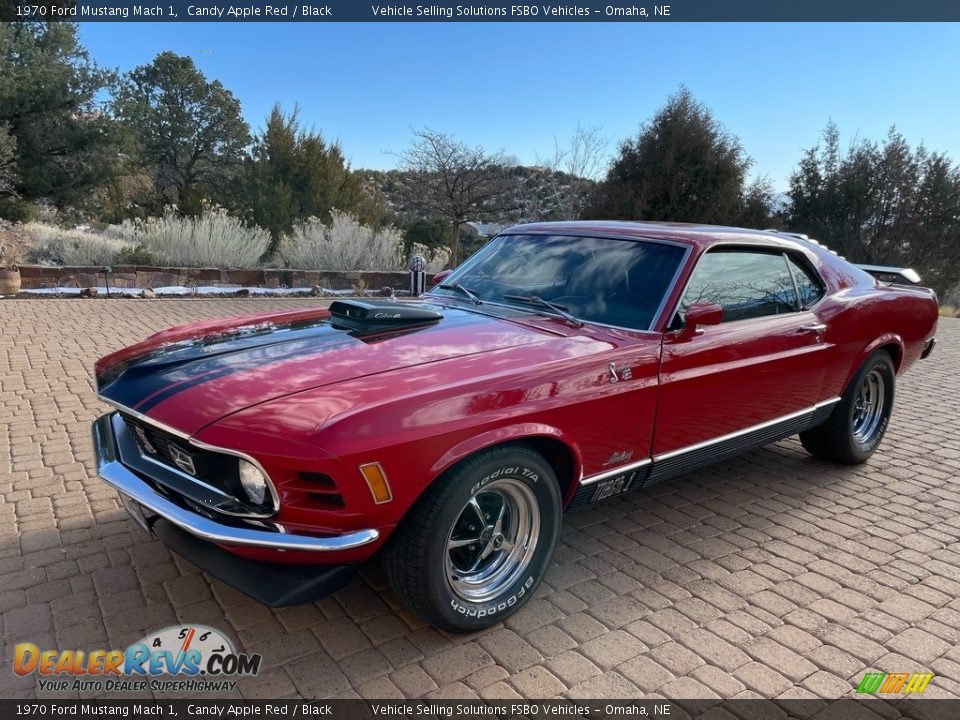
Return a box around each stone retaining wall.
[18,265,412,291]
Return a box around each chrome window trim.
[99,396,281,516]
[424,232,693,334]
[784,252,828,311]
[666,242,828,330]
[783,252,803,312]
[578,396,842,486]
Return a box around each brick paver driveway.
[2,299,959,701]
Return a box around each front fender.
[429,423,584,487]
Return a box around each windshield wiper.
[438,282,482,305]
[502,294,584,327]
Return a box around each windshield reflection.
[429,234,686,331]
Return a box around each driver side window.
[680,249,799,323]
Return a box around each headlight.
[238,459,267,505]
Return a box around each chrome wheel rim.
[444,478,540,603]
[852,369,885,443]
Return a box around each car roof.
[503,220,798,252]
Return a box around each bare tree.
[397,128,514,266]
[536,124,608,220]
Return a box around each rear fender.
[844,333,904,389]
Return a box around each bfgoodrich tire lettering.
[800,350,896,465]
[383,445,561,632]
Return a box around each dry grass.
[12,210,452,273]
[280,211,405,271]
[106,207,270,268]
[940,305,960,319]
[280,212,451,272]
[23,222,137,266]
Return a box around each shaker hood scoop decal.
[329,299,443,333]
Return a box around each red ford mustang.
[92,222,939,631]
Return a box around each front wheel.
[383,445,561,632]
[800,351,896,464]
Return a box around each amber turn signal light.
[359,462,392,504]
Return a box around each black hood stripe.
[99,312,472,417]
[102,325,360,412]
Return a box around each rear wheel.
[383,445,561,632]
[800,351,895,464]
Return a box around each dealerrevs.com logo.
[13,625,261,693]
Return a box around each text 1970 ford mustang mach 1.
[92,222,938,631]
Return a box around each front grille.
[114,412,274,517]
[119,413,240,487]
[121,414,205,476]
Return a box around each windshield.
[430,234,687,330]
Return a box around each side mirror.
[677,302,723,340]
[432,269,452,286]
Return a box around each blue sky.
[81,23,960,190]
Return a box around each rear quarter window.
[787,255,826,309]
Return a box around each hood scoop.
[329,299,443,334]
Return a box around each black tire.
[800,351,896,465]
[383,445,562,633]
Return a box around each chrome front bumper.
[92,412,379,552]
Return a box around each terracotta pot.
[0,268,21,296]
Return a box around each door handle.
[799,323,827,333]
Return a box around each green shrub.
[115,244,155,266]
[0,198,37,223]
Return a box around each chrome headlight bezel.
[238,459,268,506]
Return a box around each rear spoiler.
[855,264,922,285]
